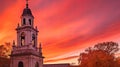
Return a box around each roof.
[22,6,34,17]
[43,64,70,67]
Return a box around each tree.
[78,41,120,67]
[94,42,119,54]
[0,42,12,58]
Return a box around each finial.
[26,0,29,8]
[13,40,15,47]
[39,43,42,49]
[39,42,44,58]
[35,26,38,30]
[17,23,20,27]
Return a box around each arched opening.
[35,62,39,67]
[18,61,24,67]
[21,32,25,46]
[23,18,26,25]
[29,19,32,25]
[32,34,35,47]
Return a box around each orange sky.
[0,0,120,65]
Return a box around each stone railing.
[13,44,37,51]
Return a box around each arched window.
[23,18,26,25]
[18,61,24,67]
[35,62,39,67]
[32,34,35,47]
[21,32,25,46]
[29,19,32,25]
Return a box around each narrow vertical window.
[29,19,31,25]
[23,18,26,25]
[32,34,35,47]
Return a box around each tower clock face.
[32,34,35,47]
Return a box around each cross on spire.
[26,0,29,8]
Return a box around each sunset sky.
[0,0,120,65]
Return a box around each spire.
[26,0,29,8]
[22,0,34,17]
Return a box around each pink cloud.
[0,0,120,63]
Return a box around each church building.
[10,1,78,67]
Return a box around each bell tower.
[17,0,36,47]
[10,0,44,67]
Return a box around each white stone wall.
[10,55,43,67]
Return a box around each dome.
[22,7,34,17]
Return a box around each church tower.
[10,1,44,67]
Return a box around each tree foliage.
[78,41,120,67]
[94,42,119,54]
[0,43,12,58]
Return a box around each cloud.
[0,0,17,14]
[0,0,120,64]
[44,55,79,63]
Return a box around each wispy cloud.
[44,55,79,63]
[0,0,120,64]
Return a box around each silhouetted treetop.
[0,42,12,58]
[78,41,120,67]
[94,41,119,54]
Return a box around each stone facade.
[10,2,43,67]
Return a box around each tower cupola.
[21,0,34,26]
[22,4,33,17]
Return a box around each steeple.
[10,1,43,67]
